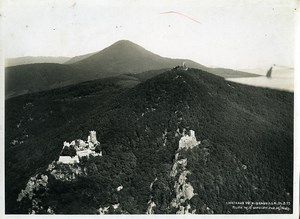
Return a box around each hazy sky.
[1,0,297,69]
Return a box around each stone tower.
[89,130,98,144]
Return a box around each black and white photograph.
[1,0,299,217]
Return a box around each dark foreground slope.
[5,68,293,214]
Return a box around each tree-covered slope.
[5,63,92,99]
[5,68,293,214]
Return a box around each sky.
[1,0,297,69]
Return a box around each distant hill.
[5,56,71,67]
[5,68,293,214]
[5,40,260,99]
[5,63,91,99]
[69,40,206,76]
[68,40,259,78]
[5,64,169,99]
[64,52,96,64]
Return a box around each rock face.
[145,177,158,214]
[178,130,200,151]
[145,130,203,214]
[170,158,187,177]
[146,200,156,214]
[17,174,50,214]
[98,203,125,215]
[98,206,110,215]
[17,175,48,202]
[149,177,158,190]
[117,185,123,191]
[48,161,84,182]
[169,130,199,214]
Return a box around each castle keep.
[58,131,102,164]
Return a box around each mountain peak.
[113,39,137,45]
[70,40,204,75]
[105,39,146,51]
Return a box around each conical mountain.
[70,40,205,75]
[6,40,259,99]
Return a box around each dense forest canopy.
[5,68,293,214]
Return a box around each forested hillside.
[5,68,293,214]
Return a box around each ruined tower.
[89,130,98,144]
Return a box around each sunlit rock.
[178,130,200,150]
[99,206,110,215]
[170,130,200,213]
[149,177,158,190]
[146,200,156,214]
[112,203,120,209]
[17,174,48,202]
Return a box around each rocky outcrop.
[169,130,199,214]
[146,200,156,214]
[170,158,187,177]
[17,174,51,214]
[47,161,84,181]
[98,203,126,214]
[99,206,110,214]
[116,185,123,191]
[178,130,200,151]
[17,174,48,202]
[149,177,158,190]
[144,130,201,214]
[176,204,196,214]
[146,177,158,214]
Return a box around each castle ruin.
[57,131,102,164]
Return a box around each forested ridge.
[5,68,293,214]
